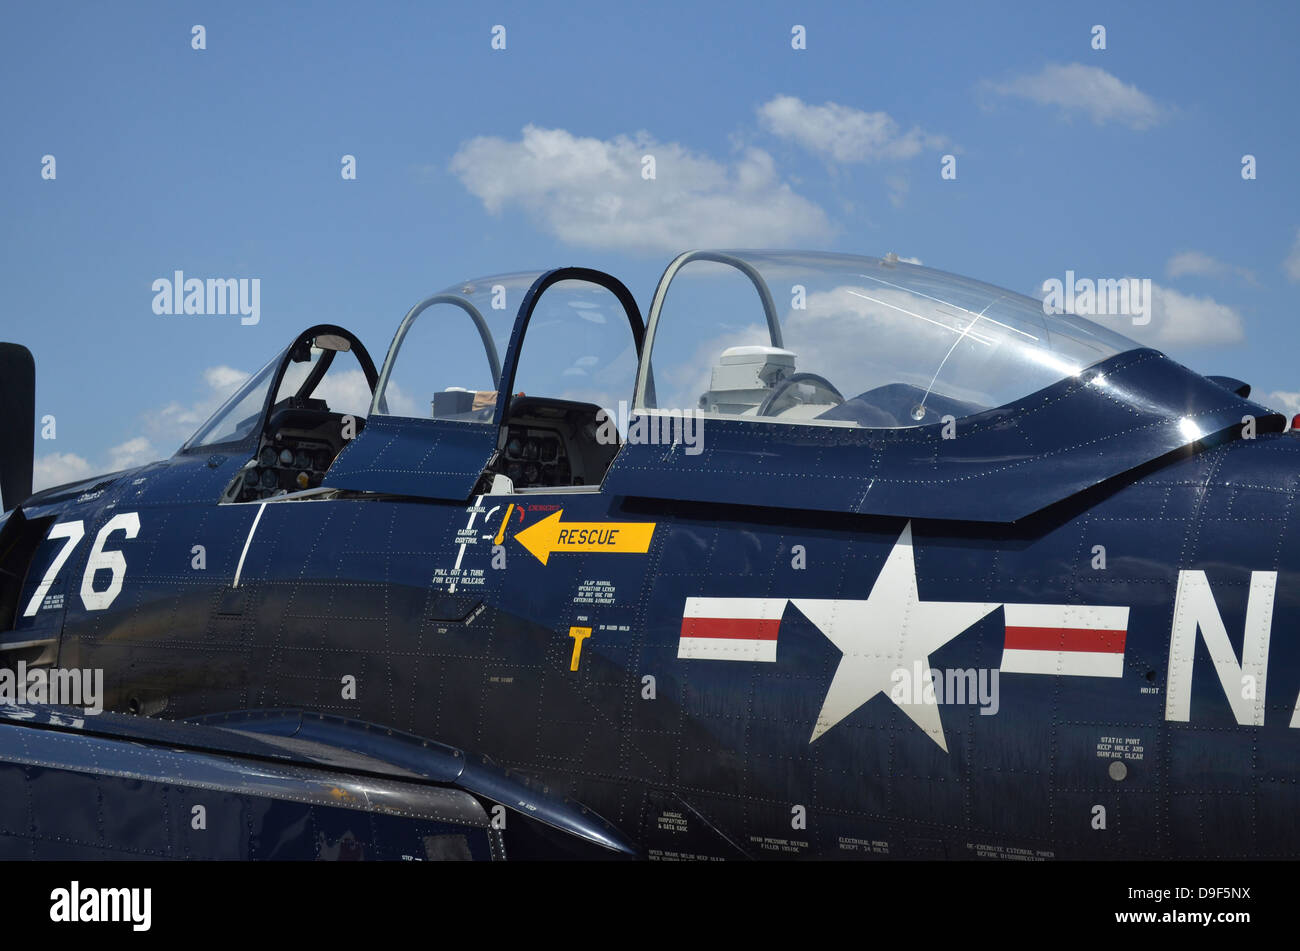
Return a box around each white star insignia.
[793,522,999,750]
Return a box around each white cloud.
[1123,281,1244,348]
[150,364,250,447]
[1285,227,1300,282]
[32,452,95,491]
[204,365,249,391]
[106,437,158,471]
[757,95,946,162]
[1166,250,1256,284]
[32,435,160,492]
[450,124,831,254]
[318,369,419,418]
[1166,251,1225,279]
[1258,390,1300,417]
[984,63,1165,130]
[31,366,250,492]
[1037,278,1244,349]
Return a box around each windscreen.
[183,351,280,449]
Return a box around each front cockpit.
[180,326,382,503]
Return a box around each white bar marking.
[677,638,778,662]
[1000,648,1124,678]
[232,503,266,589]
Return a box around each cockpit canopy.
[177,250,1274,522]
[370,271,639,426]
[638,250,1143,428]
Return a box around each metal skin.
[0,706,503,860]
[0,705,631,859]
[3,252,1299,861]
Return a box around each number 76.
[22,513,140,617]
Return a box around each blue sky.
[3,1,1299,488]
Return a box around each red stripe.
[1005,626,1126,653]
[680,617,781,641]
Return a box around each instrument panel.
[501,425,574,488]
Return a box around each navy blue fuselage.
[5,257,1299,860]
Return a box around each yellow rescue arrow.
[513,510,655,566]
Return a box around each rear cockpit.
[639,250,1143,429]
[364,269,641,494]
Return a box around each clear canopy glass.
[183,352,280,449]
[638,250,1143,428]
[372,272,639,424]
[370,272,539,423]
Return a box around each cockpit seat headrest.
[701,345,797,416]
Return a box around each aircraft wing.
[0,705,636,860]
